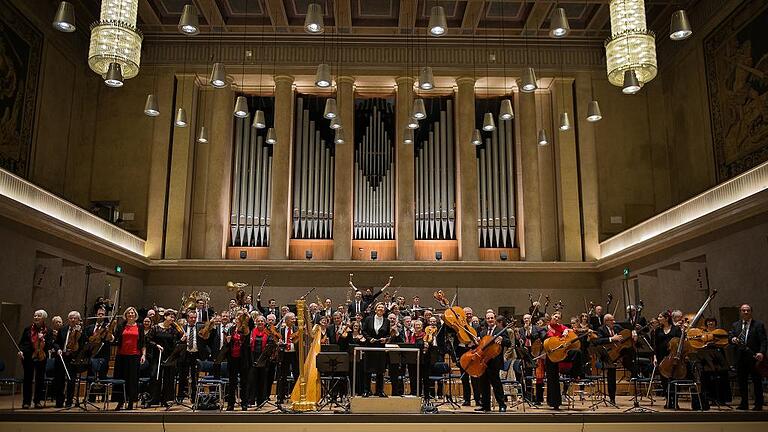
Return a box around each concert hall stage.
[1,397,767,432]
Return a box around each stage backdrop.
[705,0,768,181]
[0,3,41,176]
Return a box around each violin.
[460,322,514,378]
[424,325,438,344]
[686,327,729,349]
[432,290,477,345]
[32,326,47,361]
[236,312,251,336]
[199,319,215,340]
[65,324,82,353]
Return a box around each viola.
[32,327,47,362]
[433,290,478,345]
[65,325,82,353]
[460,322,514,378]
[424,325,438,344]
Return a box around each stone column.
[268,75,295,260]
[519,90,542,261]
[395,77,415,260]
[332,76,355,260]
[145,68,175,258]
[203,86,235,258]
[455,77,479,261]
[551,78,583,261]
[164,73,198,259]
[574,72,600,261]
[536,91,558,261]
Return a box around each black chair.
[0,359,22,410]
[194,360,224,411]
[85,358,125,410]
[427,362,460,409]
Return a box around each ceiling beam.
[335,0,352,31]
[461,0,485,33]
[264,0,289,29]
[196,0,225,29]
[522,1,551,36]
[138,0,161,26]
[586,3,610,32]
[398,0,417,33]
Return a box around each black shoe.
[499,405,507,412]
[375,392,387,398]
[34,403,43,409]
[552,405,561,411]
[22,403,30,409]
[462,401,471,407]
[226,405,234,411]
[161,402,170,408]
[127,402,134,410]
[65,402,73,408]
[115,403,124,411]
[474,407,490,412]
[55,403,63,409]
[362,392,372,398]
[737,403,749,410]
[242,405,248,411]
[753,406,763,411]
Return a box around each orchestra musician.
[518,313,545,405]
[627,305,647,330]
[52,311,85,408]
[257,296,281,320]
[652,310,681,408]
[362,302,390,397]
[589,305,604,330]
[276,312,299,404]
[348,291,366,318]
[454,308,482,407]
[85,307,111,380]
[194,299,214,323]
[248,315,275,407]
[178,310,208,404]
[111,307,146,410]
[148,308,184,408]
[696,317,731,406]
[730,304,766,411]
[225,309,252,410]
[545,311,583,410]
[593,313,635,404]
[386,313,405,396]
[475,311,509,412]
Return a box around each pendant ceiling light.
[234,96,249,118]
[104,62,124,87]
[197,126,208,143]
[537,129,549,146]
[252,109,266,129]
[605,0,657,91]
[419,66,434,90]
[210,62,228,88]
[305,2,325,34]
[266,128,277,145]
[428,5,447,37]
[89,0,143,84]
[549,7,570,38]
[499,99,514,120]
[587,100,603,122]
[403,129,414,145]
[178,4,200,35]
[330,116,342,130]
[559,112,571,131]
[471,129,482,146]
[143,94,159,117]
[324,98,338,119]
[334,129,345,145]
[669,10,692,41]
[407,116,419,130]
[482,112,496,132]
[622,69,641,94]
[315,63,332,88]
[412,99,427,119]
[175,107,188,127]
[519,67,537,93]
[53,1,76,33]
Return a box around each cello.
[432,290,478,345]
[659,290,717,379]
[460,321,515,378]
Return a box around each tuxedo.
[194,307,215,322]
[730,319,767,408]
[178,322,207,401]
[53,324,86,406]
[594,323,627,402]
[362,315,390,394]
[477,325,510,410]
[348,300,366,317]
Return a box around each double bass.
[460,322,515,378]
[659,290,718,379]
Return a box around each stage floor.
[1,395,767,432]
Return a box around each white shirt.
[374,316,384,333]
[742,320,752,342]
[186,325,197,352]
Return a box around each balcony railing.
[0,168,146,256]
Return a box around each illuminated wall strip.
[0,168,146,256]
[600,161,768,258]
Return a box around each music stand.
[316,352,350,412]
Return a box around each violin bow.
[2,322,23,354]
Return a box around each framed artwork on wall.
[0,3,42,176]
[705,0,768,181]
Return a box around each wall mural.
[705,0,768,180]
[0,4,42,176]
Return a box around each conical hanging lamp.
[144,94,160,117]
[323,98,338,119]
[519,67,537,93]
[197,126,208,143]
[419,66,434,90]
[499,99,514,120]
[412,99,427,119]
[559,112,571,131]
[330,116,342,130]
[304,2,324,34]
[537,129,549,146]
[175,107,188,127]
[178,4,200,35]
[234,96,249,118]
[53,1,76,33]
[622,69,641,94]
[210,62,228,88]
[549,7,570,38]
[669,10,692,41]
[482,112,496,132]
[252,110,266,129]
[428,6,447,37]
[104,62,124,87]
[587,100,602,122]
[471,129,482,146]
[334,128,345,145]
[266,127,277,145]
[315,63,332,88]
[407,116,419,130]
[403,129,414,145]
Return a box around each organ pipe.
[354,99,395,240]
[230,99,274,247]
[415,99,456,240]
[292,97,335,239]
[476,105,516,248]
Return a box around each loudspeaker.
[239,250,247,259]
[435,251,442,261]
[371,250,378,261]
[306,249,313,260]
[500,251,508,261]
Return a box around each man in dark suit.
[276,313,300,403]
[362,302,390,396]
[518,313,546,404]
[178,310,209,403]
[194,299,215,323]
[730,304,767,410]
[592,313,634,404]
[348,291,366,318]
[53,311,86,408]
[475,311,509,412]
[589,305,605,330]
[84,307,111,379]
[256,297,280,320]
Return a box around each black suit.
[256,300,281,320]
[53,324,86,406]
[84,322,111,379]
[362,315,390,394]
[518,325,546,403]
[193,307,215,323]
[730,319,767,408]
[348,300,366,318]
[178,322,208,401]
[18,325,54,406]
[593,323,626,402]
[477,325,510,410]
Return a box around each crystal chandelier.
[88,0,143,83]
[604,0,657,90]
